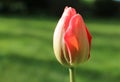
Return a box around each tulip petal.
[64,14,89,65]
[53,7,76,65]
[85,27,92,59]
[62,7,76,31]
[85,27,92,47]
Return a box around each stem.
[69,67,75,82]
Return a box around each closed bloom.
[53,7,92,67]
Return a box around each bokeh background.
[0,0,120,82]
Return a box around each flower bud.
[53,6,92,67]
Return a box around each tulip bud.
[53,6,92,67]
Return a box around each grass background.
[0,16,120,82]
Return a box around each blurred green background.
[0,0,120,82]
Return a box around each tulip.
[53,6,92,67]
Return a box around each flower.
[53,6,92,67]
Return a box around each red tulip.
[53,6,92,67]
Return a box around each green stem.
[69,67,75,82]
